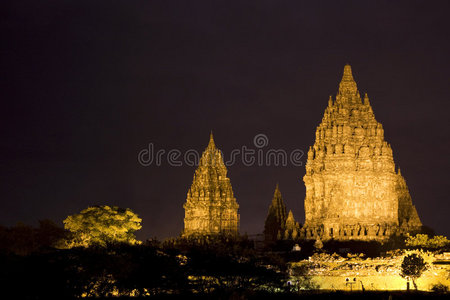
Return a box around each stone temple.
[264,184,301,242]
[264,184,287,242]
[301,65,422,241]
[182,133,239,237]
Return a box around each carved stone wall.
[301,65,422,241]
[183,133,239,236]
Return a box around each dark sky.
[1,1,449,240]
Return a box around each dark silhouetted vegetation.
[0,232,290,298]
[400,253,427,290]
[1,222,449,298]
[0,220,66,255]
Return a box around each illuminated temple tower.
[302,65,422,241]
[183,133,239,236]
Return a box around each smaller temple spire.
[269,183,285,212]
[286,210,295,225]
[283,210,300,240]
[264,183,287,242]
[364,93,370,105]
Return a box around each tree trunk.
[412,279,418,290]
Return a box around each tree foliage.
[405,234,450,249]
[400,253,427,289]
[63,206,142,247]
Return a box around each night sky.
[1,1,449,240]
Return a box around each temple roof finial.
[207,130,216,149]
[273,183,282,199]
[338,64,358,95]
[343,64,353,80]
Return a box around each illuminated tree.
[400,253,427,290]
[405,234,450,249]
[63,206,142,247]
[405,234,429,248]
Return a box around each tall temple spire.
[302,65,422,241]
[183,133,239,237]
